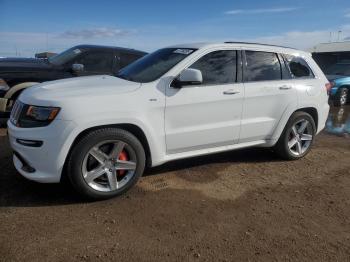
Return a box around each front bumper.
[7,119,77,183]
[0,97,8,112]
[0,111,10,126]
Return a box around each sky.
[1,0,350,57]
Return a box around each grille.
[10,100,24,126]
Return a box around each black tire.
[333,87,348,107]
[0,119,7,127]
[67,128,146,200]
[274,111,316,160]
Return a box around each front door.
[165,50,244,154]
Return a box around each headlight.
[26,105,60,121]
[0,78,9,91]
[12,104,60,128]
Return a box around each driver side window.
[75,52,113,73]
[189,50,237,85]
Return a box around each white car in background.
[8,42,330,199]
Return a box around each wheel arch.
[4,82,39,99]
[271,106,319,143]
[296,107,318,130]
[338,84,350,90]
[62,123,153,181]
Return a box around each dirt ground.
[0,107,350,262]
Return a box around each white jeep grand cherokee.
[8,42,330,199]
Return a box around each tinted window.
[76,52,113,73]
[325,63,350,76]
[284,54,314,78]
[189,50,237,85]
[245,51,282,81]
[117,48,196,83]
[119,53,143,69]
[48,47,82,65]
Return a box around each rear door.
[240,50,296,143]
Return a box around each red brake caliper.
[118,150,128,176]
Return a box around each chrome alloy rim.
[82,140,137,192]
[287,119,313,156]
[340,90,347,105]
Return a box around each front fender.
[0,98,8,112]
[0,82,39,112]
[5,82,39,99]
[59,117,165,170]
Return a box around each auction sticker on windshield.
[173,49,194,55]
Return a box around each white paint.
[7,42,330,183]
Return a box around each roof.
[167,42,305,55]
[310,41,350,53]
[73,44,147,55]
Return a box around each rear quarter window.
[284,54,315,79]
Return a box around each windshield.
[116,48,196,83]
[48,47,83,66]
[325,63,350,76]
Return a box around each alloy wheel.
[82,140,137,192]
[287,119,313,156]
[340,89,348,106]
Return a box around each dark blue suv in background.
[0,45,147,124]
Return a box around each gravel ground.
[0,117,349,261]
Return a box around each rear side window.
[245,51,282,82]
[189,50,237,85]
[284,54,314,78]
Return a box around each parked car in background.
[311,42,350,107]
[0,45,147,124]
[35,52,57,59]
[8,42,330,199]
[324,62,350,106]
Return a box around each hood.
[0,57,51,72]
[19,75,141,105]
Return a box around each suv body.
[0,45,146,122]
[7,42,330,199]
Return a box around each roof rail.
[224,41,297,50]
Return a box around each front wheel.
[274,112,316,160]
[67,128,146,200]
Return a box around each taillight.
[325,82,333,95]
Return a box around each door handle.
[279,85,292,90]
[223,89,240,95]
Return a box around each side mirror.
[173,68,203,88]
[71,63,84,74]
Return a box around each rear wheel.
[67,128,146,200]
[274,112,316,160]
[333,87,348,107]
